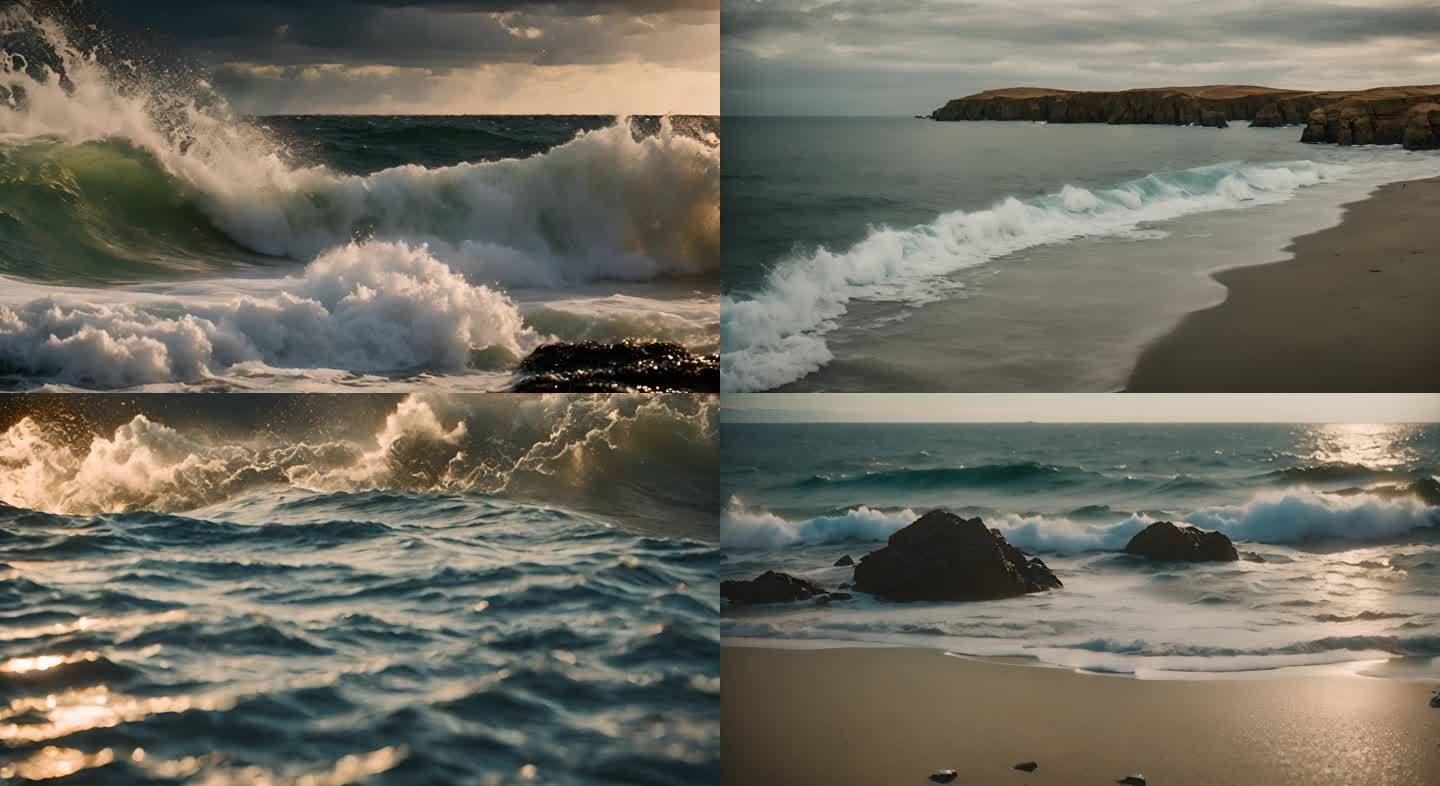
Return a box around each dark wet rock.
[814,595,832,606]
[838,582,850,589]
[721,571,823,605]
[834,554,855,567]
[1118,776,1146,786]
[1015,761,1039,772]
[511,341,718,392]
[826,592,853,601]
[1241,551,1267,563]
[853,509,1063,601]
[1125,521,1239,562]
[1430,690,1439,708]
[1199,109,1229,128]
[929,770,958,783]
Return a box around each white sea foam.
[0,7,718,388]
[0,9,718,287]
[0,242,538,387]
[724,488,1440,551]
[0,393,717,519]
[721,159,1381,392]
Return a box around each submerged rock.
[1125,521,1239,562]
[1118,776,1146,786]
[721,571,823,605]
[929,770,958,783]
[512,341,718,392]
[853,509,1062,601]
[834,554,855,567]
[1015,761,1039,772]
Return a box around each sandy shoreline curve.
[722,645,1440,786]
[1127,176,1440,391]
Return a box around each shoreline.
[1127,176,1440,391]
[722,645,1440,786]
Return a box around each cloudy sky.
[724,394,1440,422]
[723,0,1440,115]
[88,0,718,114]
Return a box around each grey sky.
[723,394,1440,423]
[722,0,1440,116]
[87,0,718,113]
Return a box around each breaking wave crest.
[721,486,1440,550]
[0,242,537,387]
[0,8,718,285]
[0,393,717,531]
[0,6,719,388]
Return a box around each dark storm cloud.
[89,0,717,68]
[31,0,718,112]
[721,0,1440,115]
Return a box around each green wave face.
[0,138,264,283]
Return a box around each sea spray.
[0,7,719,284]
[0,5,720,388]
[0,393,718,532]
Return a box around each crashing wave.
[0,393,718,522]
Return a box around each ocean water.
[720,421,1440,679]
[0,394,720,784]
[720,117,1440,392]
[0,9,719,391]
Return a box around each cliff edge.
[930,85,1440,149]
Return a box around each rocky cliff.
[930,85,1440,149]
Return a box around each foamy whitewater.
[0,8,719,391]
[720,117,1440,392]
[720,421,1440,679]
[0,394,718,783]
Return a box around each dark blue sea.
[0,394,719,784]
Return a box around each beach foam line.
[721,158,1365,392]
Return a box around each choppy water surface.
[722,422,1440,679]
[1,394,720,784]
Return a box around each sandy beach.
[1128,177,1440,391]
[722,645,1440,786]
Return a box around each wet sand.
[722,645,1440,786]
[1128,177,1440,391]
